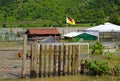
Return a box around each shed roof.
[28,28,60,35]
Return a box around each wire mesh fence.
[0,35,30,79]
[0,32,90,79]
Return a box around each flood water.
[0,75,93,81]
[1,75,120,81]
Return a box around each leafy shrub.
[105,52,112,59]
[105,52,120,60]
[113,64,120,76]
[90,42,104,55]
[85,60,109,75]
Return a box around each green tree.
[109,13,120,25]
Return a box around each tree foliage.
[0,0,120,27]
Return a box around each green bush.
[105,52,112,59]
[113,64,120,76]
[90,42,104,55]
[85,60,109,75]
[66,38,79,42]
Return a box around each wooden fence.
[30,43,89,78]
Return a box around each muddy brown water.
[1,75,120,81]
[0,75,97,81]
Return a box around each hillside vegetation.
[0,0,120,28]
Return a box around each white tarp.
[85,22,120,32]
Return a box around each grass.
[0,41,23,50]
[89,54,120,66]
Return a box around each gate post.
[21,35,27,78]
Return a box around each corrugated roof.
[28,28,60,35]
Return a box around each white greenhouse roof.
[63,32,83,38]
[63,32,97,38]
[85,32,98,36]
[85,22,120,32]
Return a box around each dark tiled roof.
[28,28,60,35]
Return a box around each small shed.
[63,32,97,41]
[26,28,61,42]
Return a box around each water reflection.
[22,75,82,81]
[1,75,88,81]
[2,75,120,81]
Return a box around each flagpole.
[66,16,68,34]
[66,23,68,34]
[98,31,99,42]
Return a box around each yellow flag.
[66,16,75,25]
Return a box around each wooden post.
[75,45,79,74]
[46,45,49,76]
[53,45,57,76]
[30,42,37,78]
[39,44,42,77]
[63,45,66,75]
[58,45,61,75]
[56,45,59,75]
[65,45,68,75]
[60,45,64,75]
[44,44,47,76]
[21,35,27,78]
[41,44,45,76]
[78,45,81,73]
[67,45,71,74]
[48,45,53,76]
[71,45,75,75]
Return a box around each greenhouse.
[63,32,97,41]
